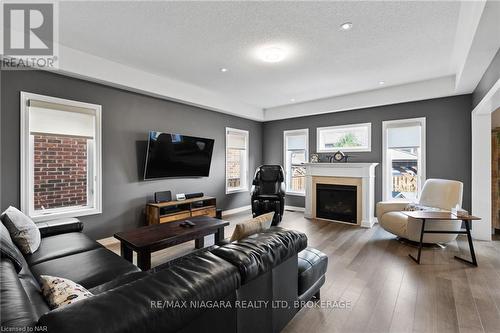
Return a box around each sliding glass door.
[382,118,426,201]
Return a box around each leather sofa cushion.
[90,271,150,294]
[212,227,307,283]
[37,252,240,333]
[25,232,101,266]
[1,259,39,329]
[297,247,328,295]
[30,248,140,289]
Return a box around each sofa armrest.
[37,218,83,237]
[376,201,410,221]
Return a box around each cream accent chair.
[376,179,464,244]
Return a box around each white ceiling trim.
[263,76,459,121]
[472,77,500,115]
[53,45,264,121]
[47,47,465,123]
[454,0,500,92]
[452,0,486,87]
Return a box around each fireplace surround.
[304,163,378,228]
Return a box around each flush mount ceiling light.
[290,98,296,102]
[340,22,353,31]
[257,45,289,63]
[379,81,385,85]
[220,68,228,72]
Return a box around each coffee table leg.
[409,218,426,264]
[120,243,133,263]
[454,220,478,266]
[137,251,151,271]
[195,237,205,249]
[214,227,224,245]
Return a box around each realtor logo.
[1,1,58,69]
[4,3,53,55]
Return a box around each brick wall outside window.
[33,134,88,210]
[226,148,242,188]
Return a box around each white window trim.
[283,129,309,196]
[20,92,102,222]
[382,117,426,201]
[316,122,372,152]
[225,127,249,194]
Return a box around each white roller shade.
[286,134,307,150]
[227,131,247,149]
[387,125,421,148]
[29,102,95,138]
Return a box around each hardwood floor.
[100,210,500,333]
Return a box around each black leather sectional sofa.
[1,218,327,333]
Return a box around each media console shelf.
[146,196,217,225]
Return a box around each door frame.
[471,78,500,240]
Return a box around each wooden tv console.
[145,196,217,225]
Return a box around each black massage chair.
[251,165,286,225]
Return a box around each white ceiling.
[55,1,499,121]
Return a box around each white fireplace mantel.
[304,162,379,228]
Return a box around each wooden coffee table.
[114,216,229,270]
[403,211,481,266]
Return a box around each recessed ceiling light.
[340,22,353,31]
[290,98,296,102]
[220,68,228,72]
[379,81,385,85]
[257,45,289,63]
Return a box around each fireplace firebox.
[316,184,357,223]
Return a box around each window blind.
[28,100,95,138]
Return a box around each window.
[382,118,426,201]
[225,128,249,193]
[317,123,371,152]
[20,92,102,221]
[284,129,308,195]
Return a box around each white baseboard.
[285,205,305,212]
[222,205,251,217]
[361,217,379,228]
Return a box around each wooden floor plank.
[389,265,418,333]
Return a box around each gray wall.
[263,95,473,211]
[1,70,262,240]
[0,69,474,238]
[473,48,500,108]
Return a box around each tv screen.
[144,131,214,179]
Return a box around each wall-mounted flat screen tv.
[144,131,214,179]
